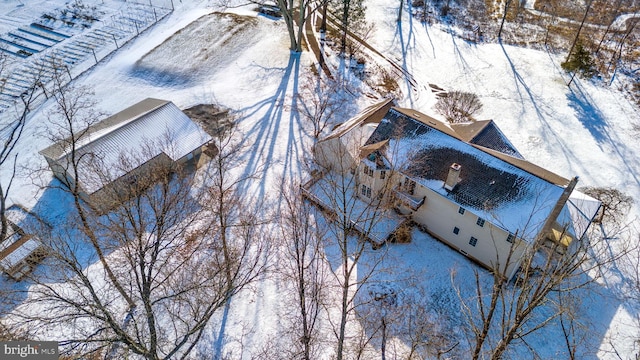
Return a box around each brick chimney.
[444,163,461,191]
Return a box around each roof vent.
[444,163,461,191]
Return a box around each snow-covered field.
[1,0,639,358]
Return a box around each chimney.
[444,163,461,191]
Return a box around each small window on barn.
[361,185,367,196]
[366,187,371,198]
[469,237,478,247]
[363,165,369,175]
[506,233,515,243]
[368,168,374,177]
[453,227,460,235]
[476,217,485,227]
[380,170,386,179]
[458,207,465,215]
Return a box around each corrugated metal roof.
[47,99,212,194]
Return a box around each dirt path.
[299,8,420,98]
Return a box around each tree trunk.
[498,0,512,39]
[336,256,350,360]
[381,316,387,360]
[565,0,593,64]
[0,184,7,242]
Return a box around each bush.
[579,186,633,225]
[390,222,412,243]
[434,90,483,123]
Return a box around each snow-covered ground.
[1,0,640,358]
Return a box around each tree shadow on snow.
[566,84,608,144]
[211,52,310,359]
[232,52,310,201]
[129,64,195,88]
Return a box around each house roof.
[452,120,523,159]
[359,139,389,160]
[365,107,572,240]
[323,98,395,141]
[0,226,43,272]
[39,98,212,194]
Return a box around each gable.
[465,121,523,158]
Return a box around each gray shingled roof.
[365,108,569,239]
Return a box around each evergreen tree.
[561,42,596,78]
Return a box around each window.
[458,207,465,215]
[363,165,368,175]
[506,233,515,243]
[368,168,374,177]
[453,227,460,235]
[469,237,478,247]
[405,178,416,195]
[380,170,386,180]
[361,185,371,198]
[476,217,485,227]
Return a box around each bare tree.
[296,71,355,139]
[275,0,325,52]
[328,0,368,55]
[497,0,514,40]
[9,83,267,359]
[579,186,633,226]
[278,179,328,360]
[434,91,483,124]
[306,123,403,359]
[565,0,594,65]
[0,55,45,241]
[458,216,629,359]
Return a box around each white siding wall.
[410,181,527,279]
[314,138,357,174]
[356,161,391,202]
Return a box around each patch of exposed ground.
[183,103,234,137]
[132,12,260,86]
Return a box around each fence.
[0,0,173,122]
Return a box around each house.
[0,220,47,280]
[40,98,215,213]
[313,98,394,173]
[313,103,600,281]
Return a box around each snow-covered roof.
[366,108,572,240]
[557,190,602,240]
[322,98,394,141]
[0,230,44,272]
[40,98,212,194]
